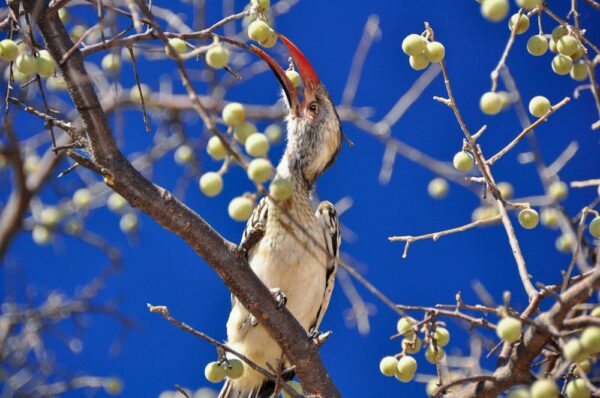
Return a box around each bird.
[218,35,343,398]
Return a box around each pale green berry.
[426,379,440,397]
[409,53,430,71]
[472,206,499,222]
[570,46,583,60]
[248,20,270,42]
[285,70,301,87]
[40,206,64,227]
[549,180,568,201]
[518,208,539,229]
[563,339,588,363]
[222,102,246,127]
[24,155,40,174]
[199,172,223,197]
[0,39,19,62]
[245,133,269,157]
[265,124,282,143]
[527,35,548,56]
[204,362,226,383]
[556,234,574,253]
[496,317,522,343]
[541,208,560,229]
[402,338,422,354]
[396,316,417,339]
[425,345,445,364]
[591,306,600,317]
[498,91,511,110]
[589,216,600,238]
[428,178,449,199]
[251,0,270,11]
[206,45,229,69]
[395,356,417,382]
[70,25,87,41]
[570,62,588,81]
[424,41,445,63]
[552,54,573,75]
[565,379,590,398]
[453,151,474,172]
[129,84,151,103]
[165,38,187,58]
[207,136,228,160]
[119,213,138,233]
[549,39,558,54]
[224,359,244,379]
[47,74,67,91]
[228,197,254,221]
[580,326,600,354]
[73,188,93,210]
[36,50,56,77]
[103,378,123,396]
[402,34,427,56]
[557,35,579,56]
[480,91,503,115]
[531,379,559,398]
[58,8,70,23]
[508,388,531,398]
[379,356,398,377]
[528,96,550,117]
[509,14,530,35]
[497,182,514,199]
[101,53,121,75]
[516,0,542,9]
[18,42,30,55]
[32,225,52,245]
[247,158,273,184]
[16,53,38,75]
[282,381,302,398]
[552,26,568,42]
[481,0,510,22]
[107,193,127,213]
[260,28,277,48]
[174,145,194,165]
[576,359,591,375]
[269,177,293,201]
[234,121,256,143]
[434,327,450,347]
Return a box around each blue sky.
[3,1,600,397]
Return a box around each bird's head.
[252,35,342,189]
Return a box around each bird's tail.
[218,371,295,398]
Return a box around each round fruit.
[563,339,588,363]
[228,197,254,221]
[565,379,591,398]
[103,378,123,396]
[245,133,269,157]
[36,50,56,77]
[251,0,270,11]
[130,83,150,103]
[549,180,568,201]
[46,74,67,91]
[496,317,522,343]
[119,212,138,233]
[556,234,574,253]
[199,172,223,197]
[401,34,427,56]
[472,206,499,222]
[73,188,93,210]
[285,70,301,87]
[379,356,398,377]
[497,182,514,200]
[591,306,600,317]
[282,381,302,398]
[576,359,591,375]
[207,136,228,160]
[248,20,270,42]
[518,208,539,229]
[101,53,120,75]
[70,25,87,41]
[165,38,187,58]
[580,326,600,354]
[557,35,579,56]
[269,177,293,201]
[426,379,440,397]
[509,14,530,35]
[424,42,445,63]
[453,151,474,172]
[40,206,64,227]
[234,122,257,143]
[531,379,558,398]
[265,124,282,143]
[107,193,127,213]
[552,26,568,42]
[425,345,445,364]
[589,216,600,238]
[428,178,449,199]
[204,362,226,383]
[480,91,503,115]
[397,316,417,339]
[16,53,38,75]
[409,53,429,71]
[434,327,450,347]
[247,158,273,184]
[32,225,51,245]
[0,39,19,62]
[224,359,244,379]
[402,338,422,354]
[222,102,246,127]
[570,62,588,81]
[552,54,573,75]
[527,35,548,56]
[516,0,542,9]
[396,356,417,382]
[58,8,70,23]
[481,0,510,22]
[206,45,229,69]
[507,388,531,398]
[260,28,277,48]
[528,96,550,117]
[498,91,511,110]
[540,208,559,229]
[174,145,194,165]
[570,46,583,60]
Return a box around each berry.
[425,345,445,364]
[103,378,123,396]
[165,38,187,58]
[234,121,257,143]
[498,91,511,110]
[531,379,559,398]
[130,84,150,103]
[570,62,588,81]
[251,0,270,11]
[282,381,302,398]
[107,193,127,213]
[497,182,514,200]
[541,208,560,229]
[247,158,273,184]
[496,317,522,343]
[556,234,574,253]
[552,26,568,42]
[265,124,282,143]
[119,213,138,233]
[424,42,445,63]
[527,35,548,56]
[0,39,19,62]
[516,0,542,9]
[453,151,474,172]
[46,74,68,91]
[224,359,244,379]
[576,359,591,375]
[401,34,427,56]
[434,327,450,347]
[409,54,429,71]
[563,339,588,363]
[245,133,270,157]
[269,177,293,201]
[591,306,600,317]
[16,53,38,75]
[58,8,70,23]
[174,145,194,165]
[557,35,579,56]
[379,356,398,377]
[228,197,254,221]
[518,208,539,229]
[32,225,52,245]
[36,50,56,77]
[428,178,449,199]
[222,103,246,127]
[199,172,223,197]
[528,96,550,117]
[248,20,271,42]
[204,362,226,383]
[206,45,229,69]
[589,216,600,238]
[507,388,531,398]
[402,338,422,354]
[40,206,64,227]
[580,326,600,354]
[480,91,503,115]
[101,53,120,75]
[396,316,417,339]
[260,28,277,48]
[396,356,417,382]
[73,188,93,210]
[565,379,591,398]
[207,136,228,160]
[481,0,510,22]
[549,180,568,201]
[472,206,499,222]
[552,54,573,75]
[508,13,530,35]
[285,70,301,87]
[70,25,87,41]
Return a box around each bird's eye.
[308,102,320,115]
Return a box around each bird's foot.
[270,288,287,309]
[308,328,332,347]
